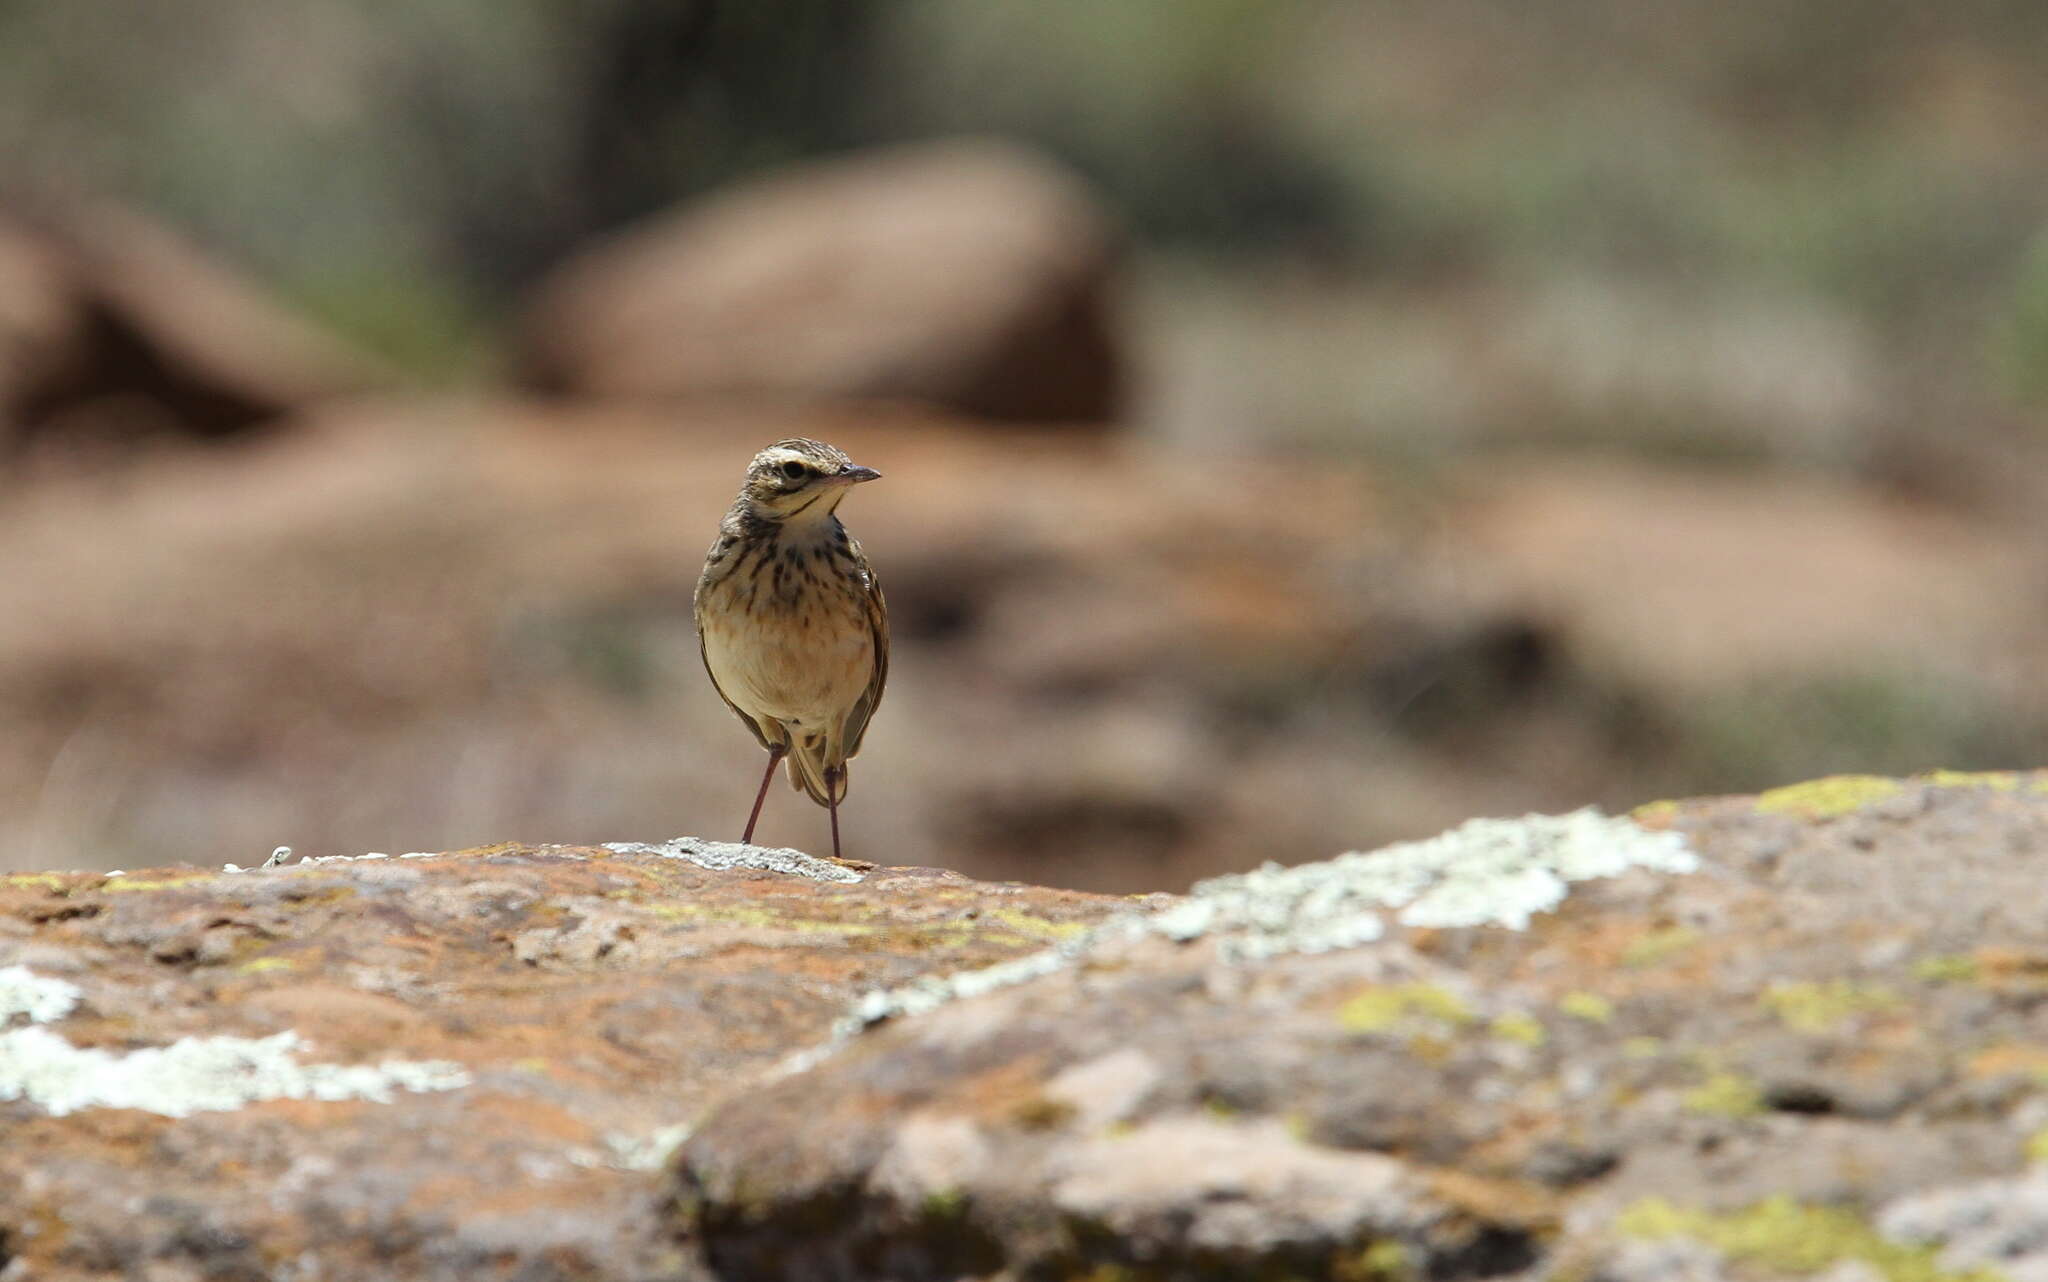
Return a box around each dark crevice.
[1765,1082,1839,1115]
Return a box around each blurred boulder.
[514,138,1125,423]
[0,202,386,457]
[1454,460,2035,693]
[0,216,83,429]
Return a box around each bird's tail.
[784,731,848,807]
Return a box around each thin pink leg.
[826,768,843,860]
[742,747,784,844]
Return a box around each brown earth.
[0,399,1514,889]
[3,398,2044,895]
[5,772,2048,1279]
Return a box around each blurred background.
[2,0,2047,891]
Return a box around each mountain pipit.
[694,438,888,860]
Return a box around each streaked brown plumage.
[693,438,888,858]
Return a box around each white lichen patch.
[0,1025,471,1117]
[226,848,444,873]
[1879,1171,2048,1275]
[602,837,865,885]
[833,808,1697,1037]
[596,1122,697,1172]
[844,948,1076,1031]
[224,837,866,883]
[1189,806,1700,955]
[0,965,82,1025]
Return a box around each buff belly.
[700,590,875,733]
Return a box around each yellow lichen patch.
[1342,1239,1414,1282]
[2,873,68,892]
[233,957,296,975]
[1490,1012,1546,1047]
[1337,984,1475,1034]
[639,902,878,936]
[1629,799,1681,829]
[1754,774,1903,819]
[1621,1036,1663,1059]
[1622,926,1700,968]
[1617,1195,2005,1281]
[1762,980,1902,1033]
[982,908,1091,941]
[1559,991,1615,1023]
[276,882,356,907]
[2028,1130,2048,1165]
[921,1188,968,1221]
[1919,769,2022,793]
[1912,954,1981,983]
[99,875,215,893]
[1683,1071,1764,1117]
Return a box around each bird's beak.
[836,465,882,485]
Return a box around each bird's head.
[739,438,881,524]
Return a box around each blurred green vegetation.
[0,0,2040,403]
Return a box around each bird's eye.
[780,461,808,482]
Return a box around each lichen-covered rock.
[0,840,1148,1280]
[675,772,2048,1281]
[9,774,2048,1280]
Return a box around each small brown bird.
[694,438,888,859]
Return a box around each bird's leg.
[742,746,785,844]
[825,766,844,861]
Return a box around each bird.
[693,438,888,860]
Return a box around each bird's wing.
[839,547,889,761]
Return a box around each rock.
[676,772,2048,1280]
[0,202,385,456]
[1454,458,2035,693]
[513,139,1124,423]
[0,838,1152,1280]
[0,216,86,430]
[9,773,2048,1277]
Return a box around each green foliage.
[1677,672,2045,798]
[1993,229,2048,406]
[282,264,489,381]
